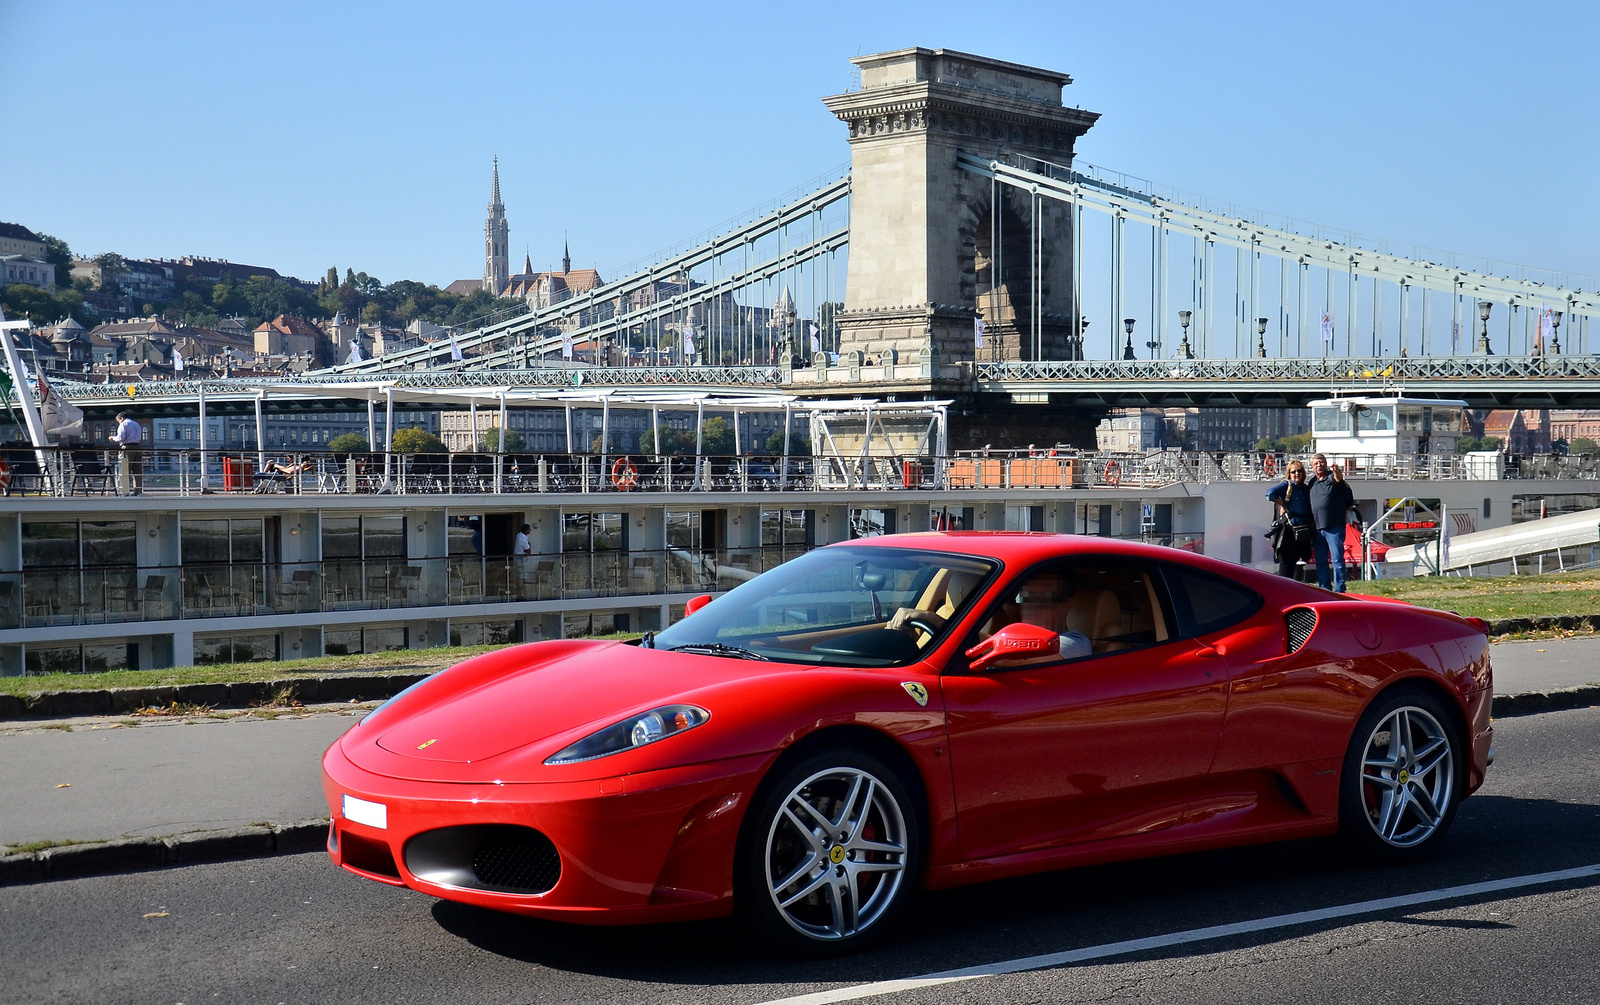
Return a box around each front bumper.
[322,741,771,924]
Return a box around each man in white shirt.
[108,410,143,495]
[514,523,533,556]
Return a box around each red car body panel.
[323,532,1492,925]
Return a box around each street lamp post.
[1122,318,1137,360]
[1477,301,1494,354]
[1552,311,1563,354]
[1079,318,1090,361]
[1177,310,1194,359]
[1255,317,1269,358]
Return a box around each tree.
[1572,437,1597,455]
[37,234,73,287]
[1458,435,1502,453]
[479,427,524,452]
[390,427,445,453]
[700,417,735,455]
[764,427,811,455]
[327,432,369,455]
[1,283,87,325]
[637,424,691,455]
[91,253,127,290]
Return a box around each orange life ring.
[611,456,638,490]
[1263,454,1277,477]
[0,459,10,491]
[1103,460,1122,487]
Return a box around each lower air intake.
[404,824,561,895]
[1285,607,1317,654]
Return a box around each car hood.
[350,640,800,778]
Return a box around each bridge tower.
[823,48,1099,377]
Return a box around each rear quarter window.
[1162,566,1264,637]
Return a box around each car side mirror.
[964,623,1060,672]
[684,594,714,616]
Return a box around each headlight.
[545,704,710,765]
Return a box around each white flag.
[1451,321,1461,354]
[561,332,574,359]
[1320,312,1334,342]
[449,332,463,361]
[172,348,185,372]
[1540,306,1554,341]
[808,321,821,354]
[683,330,696,358]
[974,317,987,349]
[348,339,364,364]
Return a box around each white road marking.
[753,862,1600,1005]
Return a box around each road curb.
[0,820,329,887]
[1492,684,1600,718]
[0,672,430,721]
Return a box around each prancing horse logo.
[417,738,439,750]
[900,682,929,707]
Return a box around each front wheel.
[1339,688,1462,863]
[737,748,920,955]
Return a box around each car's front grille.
[1285,607,1317,654]
[473,828,561,894]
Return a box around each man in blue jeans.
[1307,453,1360,592]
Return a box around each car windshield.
[652,545,998,667]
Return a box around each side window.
[1163,565,1263,637]
[973,561,1172,665]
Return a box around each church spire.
[483,157,509,294]
[562,232,571,275]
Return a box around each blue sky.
[4,0,1596,288]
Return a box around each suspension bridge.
[51,47,1600,418]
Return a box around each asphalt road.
[3,705,1597,1005]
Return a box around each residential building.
[1550,410,1600,446]
[1,255,55,288]
[0,222,48,260]
[253,315,325,359]
[1095,409,1166,452]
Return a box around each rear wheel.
[737,748,920,955]
[1339,688,1462,862]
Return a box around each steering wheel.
[898,611,945,641]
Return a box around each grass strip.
[1345,570,1600,621]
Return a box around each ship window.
[1312,407,1345,433]
[1356,405,1395,432]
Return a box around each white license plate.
[342,794,387,830]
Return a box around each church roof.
[444,279,482,296]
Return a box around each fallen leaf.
[143,911,169,918]
[55,783,70,788]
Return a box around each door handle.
[1195,644,1226,658]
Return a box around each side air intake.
[1285,607,1317,654]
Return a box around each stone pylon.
[822,49,1099,377]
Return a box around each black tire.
[1339,686,1463,863]
[736,747,921,955]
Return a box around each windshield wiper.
[667,642,770,661]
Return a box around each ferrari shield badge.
[416,738,439,750]
[900,682,929,707]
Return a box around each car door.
[941,558,1230,861]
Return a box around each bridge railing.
[976,354,1600,383]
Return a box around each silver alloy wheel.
[1358,705,1456,848]
[764,765,908,941]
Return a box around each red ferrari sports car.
[323,533,1494,953]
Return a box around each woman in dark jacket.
[1265,459,1314,579]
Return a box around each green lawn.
[1346,571,1600,621]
